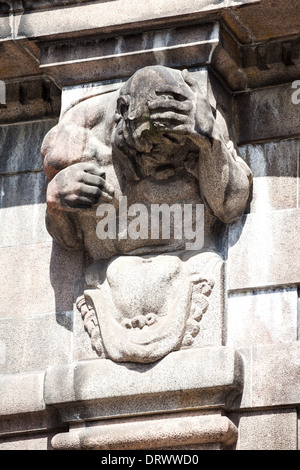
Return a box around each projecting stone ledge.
[51,412,238,451]
[45,347,243,420]
[45,347,242,450]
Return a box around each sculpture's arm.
[176,70,252,223]
[188,91,253,224]
[41,96,115,250]
[189,134,252,224]
[158,70,252,223]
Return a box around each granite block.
[236,85,300,144]
[227,288,298,348]
[0,241,84,318]
[44,347,243,420]
[239,140,299,212]
[251,343,300,408]
[227,209,300,291]
[0,120,57,174]
[0,370,45,415]
[0,312,73,374]
[235,343,300,410]
[237,410,297,450]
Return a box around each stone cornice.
[1,0,300,93]
[4,1,260,42]
[44,348,244,422]
[39,23,220,87]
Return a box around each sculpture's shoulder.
[42,91,119,180]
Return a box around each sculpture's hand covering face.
[115,66,199,154]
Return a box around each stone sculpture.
[42,66,252,363]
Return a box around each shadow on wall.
[49,240,85,331]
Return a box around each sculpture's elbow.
[219,168,252,224]
[217,208,246,225]
[41,127,61,181]
[214,185,251,225]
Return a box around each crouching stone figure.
[42,66,252,363]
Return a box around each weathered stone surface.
[236,410,297,451]
[227,209,300,291]
[0,408,63,437]
[15,1,258,41]
[235,85,300,144]
[239,140,299,212]
[0,172,51,247]
[0,41,40,82]
[235,343,300,409]
[51,412,238,450]
[223,0,300,44]
[0,171,47,208]
[227,288,298,348]
[0,241,84,318]
[0,202,51,247]
[39,24,220,86]
[216,31,300,91]
[0,78,60,123]
[0,312,72,374]
[0,434,53,450]
[241,40,300,90]
[44,347,243,420]
[0,370,45,415]
[251,344,300,408]
[0,1,264,89]
[0,120,57,173]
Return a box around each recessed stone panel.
[39,24,220,86]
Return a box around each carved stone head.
[115,65,196,154]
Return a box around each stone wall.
[0,0,300,451]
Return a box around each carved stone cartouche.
[76,252,215,363]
